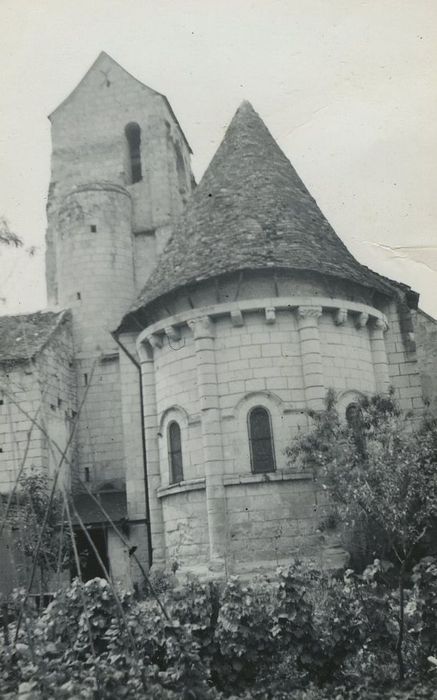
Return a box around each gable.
[49,52,158,120]
[49,52,192,153]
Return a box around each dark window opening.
[248,406,276,474]
[73,527,109,582]
[346,402,362,427]
[57,398,62,408]
[125,122,142,184]
[84,467,90,483]
[76,292,81,300]
[0,448,3,453]
[84,373,88,386]
[168,421,183,483]
[90,225,97,233]
[0,399,3,406]
[174,141,188,203]
[50,403,56,412]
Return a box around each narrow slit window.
[168,421,183,484]
[248,406,276,473]
[125,122,142,183]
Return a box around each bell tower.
[45,52,194,492]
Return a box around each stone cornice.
[156,471,314,499]
[136,296,388,351]
[157,477,206,499]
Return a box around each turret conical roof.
[132,101,398,312]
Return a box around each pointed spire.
[133,102,396,311]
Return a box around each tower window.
[168,421,183,484]
[90,225,97,233]
[174,142,186,194]
[248,406,276,473]
[125,122,142,184]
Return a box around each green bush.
[1,559,437,699]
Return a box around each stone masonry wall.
[384,301,425,416]
[118,332,150,582]
[0,365,46,494]
[0,315,75,493]
[141,291,390,573]
[225,476,323,571]
[57,185,135,355]
[46,53,193,305]
[415,310,437,416]
[160,487,209,568]
[73,355,125,492]
[319,312,376,395]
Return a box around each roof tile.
[0,310,68,364]
[132,101,401,313]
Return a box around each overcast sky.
[1,0,436,317]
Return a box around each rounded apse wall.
[138,286,385,572]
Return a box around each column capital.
[230,309,244,327]
[334,308,348,326]
[374,317,388,332]
[355,312,369,329]
[136,338,153,363]
[265,307,276,324]
[165,325,181,342]
[188,315,215,340]
[297,305,323,321]
[149,333,163,349]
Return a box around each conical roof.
[132,101,397,312]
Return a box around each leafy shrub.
[1,560,437,699]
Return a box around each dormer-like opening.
[125,122,142,184]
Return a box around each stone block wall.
[0,314,75,493]
[319,312,376,395]
[73,354,125,491]
[137,287,398,573]
[118,332,150,584]
[159,486,209,567]
[57,185,135,355]
[0,366,46,493]
[416,310,437,416]
[46,52,193,305]
[225,475,322,570]
[384,301,425,416]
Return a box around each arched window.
[168,421,183,483]
[125,122,142,183]
[248,406,276,473]
[345,402,362,427]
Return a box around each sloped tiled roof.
[0,310,69,364]
[131,101,398,314]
